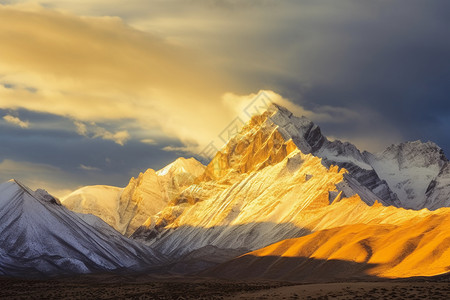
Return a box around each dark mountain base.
[1,273,449,300]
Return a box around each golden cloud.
[0,4,355,153]
[0,4,238,148]
[3,115,30,128]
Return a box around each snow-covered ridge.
[0,180,163,278]
[62,157,205,236]
[254,104,400,207]
[263,104,449,210]
[424,162,450,209]
[157,157,205,177]
[367,140,448,209]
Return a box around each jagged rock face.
[367,141,449,209]
[267,105,326,154]
[0,180,163,278]
[259,104,400,207]
[378,141,447,170]
[262,104,450,209]
[200,108,298,181]
[134,146,441,258]
[118,169,167,235]
[424,162,450,210]
[62,157,205,236]
[317,143,400,207]
[200,104,397,208]
[157,157,206,200]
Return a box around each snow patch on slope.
[367,141,448,209]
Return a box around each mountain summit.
[0,180,162,277]
[205,102,449,210]
[203,103,399,207]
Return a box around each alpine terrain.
[0,180,163,278]
[1,103,450,282]
[62,157,205,236]
[129,103,450,273]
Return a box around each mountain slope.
[59,185,124,230]
[366,141,448,209]
[62,157,205,236]
[425,162,450,209]
[206,209,450,281]
[0,180,163,278]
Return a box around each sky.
[0,0,449,196]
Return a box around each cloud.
[222,90,361,124]
[73,120,87,135]
[92,127,130,146]
[0,3,234,151]
[140,138,156,145]
[162,145,194,153]
[73,121,130,145]
[3,115,29,128]
[79,164,101,171]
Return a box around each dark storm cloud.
[292,1,450,154]
[206,0,450,153]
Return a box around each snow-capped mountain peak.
[0,180,162,277]
[156,157,205,177]
[267,103,326,154]
[376,140,447,170]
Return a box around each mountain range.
[1,103,450,280]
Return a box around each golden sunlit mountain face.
[231,210,450,279]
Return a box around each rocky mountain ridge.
[0,180,163,278]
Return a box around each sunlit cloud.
[3,115,29,128]
[140,138,156,145]
[73,121,130,145]
[74,120,87,135]
[79,164,101,171]
[0,3,236,150]
[162,145,195,154]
